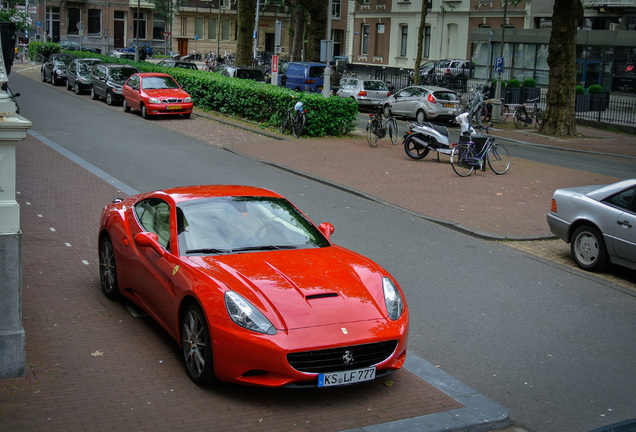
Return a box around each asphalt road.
[14,70,636,432]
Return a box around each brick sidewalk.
[1,133,465,432]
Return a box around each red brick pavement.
[0,134,463,431]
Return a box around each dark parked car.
[213,64,265,82]
[120,44,153,56]
[90,64,140,105]
[40,53,77,86]
[66,58,104,94]
[157,59,198,70]
[59,40,101,53]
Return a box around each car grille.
[287,340,398,373]
[162,98,184,103]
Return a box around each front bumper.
[145,102,194,115]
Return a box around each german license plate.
[167,105,182,110]
[318,367,376,387]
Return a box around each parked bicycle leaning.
[280,98,307,138]
[366,105,398,147]
[513,96,544,128]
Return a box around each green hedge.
[37,45,358,137]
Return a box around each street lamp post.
[492,0,508,123]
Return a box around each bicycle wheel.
[366,118,381,147]
[501,105,511,122]
[451,144,476,177]
[487,143,511,175]
[292,114,306,138]
[513,109,525,129]
[280,112,290,134]
[33,53,45,63]
[388,117,399,145]
[535,109,544,128]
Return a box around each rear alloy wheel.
[99,235,120,300]
[570,225,608,272]
[123,99,131,112]
[182,304,216,385]
[416,110,426,124]
[403,134,430,159]
[90,86,99,100]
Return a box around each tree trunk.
[413,2,428,86]
[236,0,256,66]
[539,0,583,137]
[298,0,327,62]
[290,2,306,62]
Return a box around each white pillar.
[0,27,32,378]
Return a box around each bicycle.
[366,105,398,147]
[280,99,307,138]
[480,99,512,123]
[513,97,544,129]
[450,125,511,177]
[33,53,46,63]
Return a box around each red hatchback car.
[98,185,409,388]
[122,72,193,119]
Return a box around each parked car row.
[40,54,193,119]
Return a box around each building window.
[400,25,408,57]
[180,17,187,36]
[134,11,147,39]
[208,18,217,40]
[332,29,343,56]
[87,9,101,36]
[332,0,341,19]
[222,18,231,41]
[67,8,81,35]
[424,25,431,58]
[153,16,165,40]
[361,24,369,55]
[195,17,204,39]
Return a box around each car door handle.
[617,220,632,228]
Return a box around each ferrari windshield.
[178,196,330,255]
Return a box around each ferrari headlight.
[148,97,161,104]
[225,291,276,335]
[383,277,404,321]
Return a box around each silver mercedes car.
[546,179,636,272]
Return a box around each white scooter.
[402,112,476,160]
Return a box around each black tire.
[280,112,290,134]
[416,110,426,124]
[105,91,114,105]
[366,118,381,147]
[487,143,511,175]
[123,99,131,112]
[51,75,58,86]
[90,86,99,100]
[513,109,525,129]
[292,114,305,138]
[501,105,511,122]
[570,225,609,272]
[141,104,148,119]
[99,235,120,300]
[41,68,46,82]
[183,113,191,119]
[535,109,544,127]
[388,117,399,145]
[404,134,430,159]
[182,304,216,385]
[451,144,476,177]
[383,104,391,118]
[74,83,81,95]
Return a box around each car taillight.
[428,93,437,104]
[358,90,367,97]
[444,68,451,75]
[387,92,391,96]
[551,199,557,213]
[305,79,316,84]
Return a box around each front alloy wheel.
[182,304,215,385]
[99,235,120,299]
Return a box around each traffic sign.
[161,31,170,41]
[495,57,504,73]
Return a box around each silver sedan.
[546,179,636,272]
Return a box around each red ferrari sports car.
[98,185,409,387]
[122,72,193,119]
